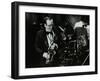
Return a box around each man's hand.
[43,52,50,59]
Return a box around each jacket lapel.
[43,32,49,49]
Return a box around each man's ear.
[44,24,47,28]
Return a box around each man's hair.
[43,16,53,24]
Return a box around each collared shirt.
[46,31,55,48]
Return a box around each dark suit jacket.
[35,29,60,57]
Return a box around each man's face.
[45,19,53,32]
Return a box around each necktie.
[46,32,53,35]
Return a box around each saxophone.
[46,42,58,64]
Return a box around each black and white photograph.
[11,2,97,79]
[26,13,90,68]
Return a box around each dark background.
[25,12,89,68]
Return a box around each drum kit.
[59,27,89,66]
